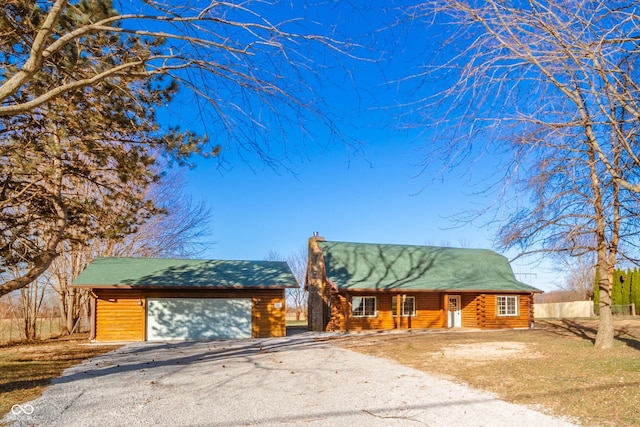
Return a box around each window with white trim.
[497,295,519,316]
[352,296,377,317]
[391,296,416,317]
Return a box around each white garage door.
[146,298,252,340]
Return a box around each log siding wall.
[483,294,532,329]
[93,288,286,341]
[95,290,145,342]
[326,291,534,331]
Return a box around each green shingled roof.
[72,257,299,289]
[319,241,540,293]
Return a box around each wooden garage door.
[146,298,252,340]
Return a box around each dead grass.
[0,318,64,345]
[337,318,640,427]
[0,334,120,418]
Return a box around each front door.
[448,295,462,328]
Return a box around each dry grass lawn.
[0,334,120,418]
[337,318,640,427]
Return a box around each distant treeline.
[594,268,640,314]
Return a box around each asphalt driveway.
[4,333,578,426]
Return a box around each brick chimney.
[306,233,328,331]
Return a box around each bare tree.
[561,253,596,301]
[265,248,308,321]
[407,0,640,348]
[1,1,359,295]
[286,247,308,321]
[496,131,640,296]
[7,268,51,341]
[0,1,354,156]
[48,243,91,335]
[106,172,212,258]
[48,171,212,334]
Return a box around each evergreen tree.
[612,270,623,306]
[623,269,632,306]
[605,267,640,312]
[0,0,208,296]
[631,268,640,314]
[0,0,357,296]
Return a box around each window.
[352,296,376,317]
[391,296,416,317]
[497,295,518,316]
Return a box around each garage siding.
[93,289,286,341]
[95,290,145,341]
[251,290,287,338]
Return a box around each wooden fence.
[534,301,595,319]
[0,316,90,344]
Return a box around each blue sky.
[184,131,559,291]
[168,1,562,291]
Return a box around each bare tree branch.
[408,0,640,348]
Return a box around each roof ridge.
[321,240,494,252]
[93,256,288,263]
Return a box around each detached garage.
[72,257,298,342]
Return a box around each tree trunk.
[65,288,76,334]
[57,285,86,335]
[57,289,69,334]
[594,252,614,349]
[587,134,615,350]
[52,244,90,335]
[20,284,38,341]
